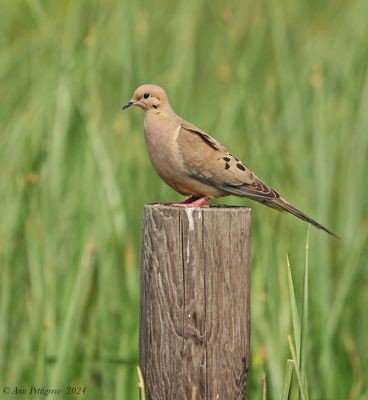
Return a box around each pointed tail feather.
[267,197,339,239]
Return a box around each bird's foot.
[163,196,210,208]
[160,196,199,206]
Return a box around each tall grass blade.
[288,336,307,400]
[137,366,146,400]
[299,227,310,400]
[286,254,300,363]
[262,372,267,400]
[281,360,294,400]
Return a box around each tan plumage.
[123,84,338,238]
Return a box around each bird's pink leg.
[179,196,201,204]
[168,196,210,208]
[160,196,199,206]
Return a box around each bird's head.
[122,84,169,112]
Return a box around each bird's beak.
[122,99,135,110]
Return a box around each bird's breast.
[143,117,187,191]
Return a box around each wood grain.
[140,204,251,400]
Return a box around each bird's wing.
[177,122,280,200]
[180,121,226,151]
[178,122,338,238]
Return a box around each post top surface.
[144,203,251,214]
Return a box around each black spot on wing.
[225,163,230,169]
[236,163,246,171]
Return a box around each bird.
[122,84,338,238]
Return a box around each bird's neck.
[144,105,176,121]
[144,106,178,142]
[147,101,175,114]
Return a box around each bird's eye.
[143,93,150,99]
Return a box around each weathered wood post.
[140,204,251,400]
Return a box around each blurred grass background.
[0,0,367,399]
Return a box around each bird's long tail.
[266,197,339,239]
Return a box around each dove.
[122,84,338,238]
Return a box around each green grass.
[1,0,368,399]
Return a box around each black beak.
[122,100,135,110]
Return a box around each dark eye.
[143,92,150,99]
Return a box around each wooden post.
[140,204,251,400]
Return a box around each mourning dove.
[123,84,338,238]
